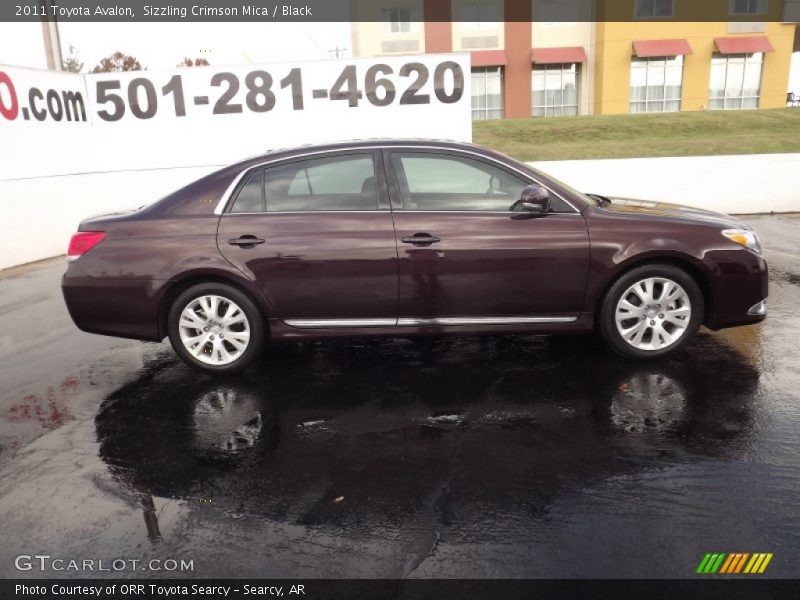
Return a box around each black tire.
[599,264,703,361]
[167,282,265,374]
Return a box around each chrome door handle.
[228,235,265,248]
[401,233,441,247]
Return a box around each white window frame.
[708,52,764,110]
[634,0,675,18]
[629,56,684,113]
[460,2,501,30]
[532,63,581,117]
[471,66,504,121]
[381,8,417,34]
[728,0,768,15]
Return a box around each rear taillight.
[67,231,106,261]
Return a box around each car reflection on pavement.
[96,332,758,536]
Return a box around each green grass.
[473,108,800,162]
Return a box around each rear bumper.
[61,267,163,342]
[703,250,768,330]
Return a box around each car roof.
[262,138,483,155]
[223,138,506,175]
[224,138,494,169]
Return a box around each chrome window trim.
[285,315,578,328]
[222,210,584,217]
[213,145,582,215]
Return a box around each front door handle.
[228,235,265,248]
[401,233,441,247]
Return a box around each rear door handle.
[401,233,441,247]
[228,235,265,248]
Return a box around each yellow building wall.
[597,0,785,21]
[594,22,796,114]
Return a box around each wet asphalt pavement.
[0,214,798,580]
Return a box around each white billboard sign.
[0,53,472,180]
[0,54,471,268]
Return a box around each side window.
[229,170,264,213]
[265,153,378,212]
[389,152,528,212]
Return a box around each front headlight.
[722,229,762,254]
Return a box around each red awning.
[633,39,693,58]
[715,36,775,54]
[471,50,507,67]
[531,46,587,64]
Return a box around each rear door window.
[229,170,264,213]
[228,153,380,213]
[267,153,379,212]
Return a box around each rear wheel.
[599,264,703,360]
[167,283,264,374]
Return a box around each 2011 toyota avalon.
[61,140,767,374]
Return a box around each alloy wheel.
[178,295,251,366]
[614,277,692,351]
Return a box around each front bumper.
[703,250,768,330]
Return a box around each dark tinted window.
[390,151,575,213]
[229,170,264,213]
[264,154,378,212]
[390,152,527,212]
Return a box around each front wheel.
[599,264,703,360]
[167,282,265,374]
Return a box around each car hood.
[596,196,748,229]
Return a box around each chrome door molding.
[397,316,578,326]
[285,316,578,328]
[284,319,397,328]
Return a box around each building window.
[460,2,501,30]
[630,56,684,113]
[381,8,416,33]
[532,63,579,117]
[634,0,674,18]
[709,53,763,109]
[729,0,767,14]
[471,67,503,120]
[535,0,582,22]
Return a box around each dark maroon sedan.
[62,140,767,374]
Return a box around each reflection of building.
[350,0,799,119]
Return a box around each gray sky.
[0,22,798,95]
[0,22,353,70]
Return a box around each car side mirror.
[514,184,550,215]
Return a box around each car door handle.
[401,233,441,247]
[228,235,265,248]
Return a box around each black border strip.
[3,579,800,600]
[5,0,800,22]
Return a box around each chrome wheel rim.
[615,277,691,351]
[178,295,250,366]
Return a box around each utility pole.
[39,0,63,70]
[328,46,348,59]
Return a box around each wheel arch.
[595,254,712,327]
[157,272,271,340]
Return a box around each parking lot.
[0,213,798,579]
